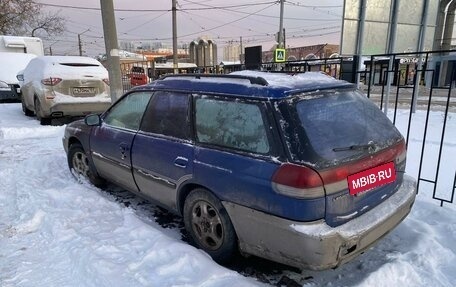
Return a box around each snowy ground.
[1,103,455,287]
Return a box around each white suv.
[20,56,111,125]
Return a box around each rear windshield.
[278,89,403,168]
[59,63,99,67]
[131,67,145,73]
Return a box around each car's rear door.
[90,91,152,191]
[131,91,193,211]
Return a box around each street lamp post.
[278,0,284,49]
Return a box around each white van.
[0,52,36,101]
[0,36,44,56]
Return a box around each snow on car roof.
[36,55,102,66]
[28,56,108,79]
[231,70,345,88]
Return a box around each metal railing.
[363,50,456,206]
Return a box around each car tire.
[21,97,34,117]
[34,97,51,125]
[68,143,105,187]
[183,188,237,264]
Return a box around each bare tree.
[0,0,65,37]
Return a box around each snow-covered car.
[0,52,36,101]
[63,72,417,271]
[20,56,111,125]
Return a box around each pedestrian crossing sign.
[274,48,286,62]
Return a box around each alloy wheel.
[72,151,90,178]
[190,200,224,250]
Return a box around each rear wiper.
[333,142,375,152]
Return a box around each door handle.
[174,156,188,168]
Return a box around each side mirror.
[84,114,101,126]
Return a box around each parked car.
[130,65,151,86]
[20,56,111,125]
[0,52,36,101]
[62,72,416,270]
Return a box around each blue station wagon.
[63,71,416,270]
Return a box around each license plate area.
[348,162,396,195]
[72,87,97,97]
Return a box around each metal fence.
[361,51,456,206]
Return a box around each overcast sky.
[36,0,344,57]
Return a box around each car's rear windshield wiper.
[333,142,375,152]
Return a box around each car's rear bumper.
[41,99,111,118]
[50,102,110,117]
[222,174,416,270]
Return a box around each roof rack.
[159,73,269,86]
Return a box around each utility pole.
[384,0,400,115]
[172,0,178,74]
[78,29,90,57]
[78,34,82,56]
[278,0,285,48]
[100,0,123,102]
[240,36,243,64]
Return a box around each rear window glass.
[59,63,99,67]
[280,89,403,166]
[131,67,145,73]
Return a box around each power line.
[180,0,340,21]
[285,1,343,8]
[180,9,274,38]
[284,1,341,17]
[35,1,277,12]
[182,3,278,29]
[35,1,167,12]
[176,2,278,39]
[122,11,169,34]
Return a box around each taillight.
[272,164,325,199]
[41,77,62,86]
[102,78,110,86]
